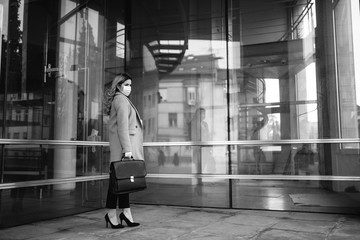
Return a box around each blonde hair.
[103,73,132,115]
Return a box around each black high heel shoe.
[120,212,140,227]
[105,213,124,229]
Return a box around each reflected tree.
[7,0,22,93]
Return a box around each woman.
[104,73,143,229]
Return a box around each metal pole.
[225,0,233,209]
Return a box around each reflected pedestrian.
[173,152,179,166]
[294,144,314,176]
[158,149,165,166]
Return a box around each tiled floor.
[1,179,360,229]
[1,204,360,240]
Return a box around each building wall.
[1,0,360,228]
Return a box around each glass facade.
[1,0,360,228]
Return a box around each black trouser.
[106,185,130,209]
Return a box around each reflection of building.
[1,0,360,229]
[0,92,50,190]
[1,92,54,138]
[156,54,221,142]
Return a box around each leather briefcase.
[109,157,147,194]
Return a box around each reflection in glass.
[335,0,360,149]
[0,0,112,229]
[1,0,360,228]
[52,0,104,190]
[128,1,228,188]
[0,181,104,229]
[134,146,228,208]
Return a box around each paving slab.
[257,229,326,240]
[0,204,359,240]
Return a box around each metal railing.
[2,137,360,146]
[1,138,360,190]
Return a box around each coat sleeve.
[113,95,132,153]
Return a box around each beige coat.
[108,92,144,162]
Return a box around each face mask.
[121,85,131,96]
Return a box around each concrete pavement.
[0,204,360,240]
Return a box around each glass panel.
[132,179,230,208]
[231,144,360,214]
[227,0,319,178]
[125,0,230,208]
[232,180,360,214]
[127,0,227,141]
[0,0,105,179]
[132,142,360,214]
[233,143,321,176]
[0,0,107,228]
[0,0,9,138]
[226,0,360,212]
[228,0,318,141]
[1,143,106,228]
[0,181,104,228]
[47,0,105,189]
[0,0,25,139]
[142,145,226,176]
[3,145,44,183]
[127,0,228,188]
[102,0,126,143]
[60,0,76,17]
[3,144,103,182]
[131,146,230,208]
[1,0,360,228]
[334,0,360,149]
[103,0,126,79]
[315,1,360,189]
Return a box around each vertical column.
[53,77,78,190]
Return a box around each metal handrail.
[1,138,360,190]
[1,173,360,190]
[1,138,360,147]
